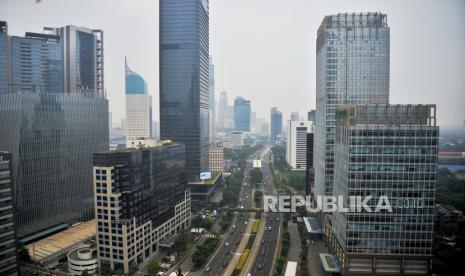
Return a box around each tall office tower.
[209,57,216,142]
[270,107,283,142]
[93,142,191,273]
[250,111,258,133]
[225,105,235,129]
[217,91,228,129]
[0,22,109,238]
[159,0,210,178]
[8,31,63,94]
[0,22,7,94]
[332,104,438,276]
[234,96,251,132]
[307,110,316,123]
[0,152,19,276]
[305,131,315,195]
[315,13,390,198]
[125,58,152,145]
[290,111,299,121]
[286,121,314,170]
[151,121,159,139]
[44,25,104,95]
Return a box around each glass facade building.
[0,152,19,276]
[93,143,191,273]
[0,93,109,237]
[0,22,109,238]
[331,104,438,275]
[0,22,9,94]
[234,96,251,132]
[9,33,63,94]
[209,57,216,142]
[270,107,283,142]
[315,13,390,197]
[159,0,210,178]
[44,25,104,95]
[217,91,228,129]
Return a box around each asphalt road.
[249,149,281,276]
[203,150,260,276]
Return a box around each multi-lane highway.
[248,148,281,276]
[203,149,260,275]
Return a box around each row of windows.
[349,147,437,155]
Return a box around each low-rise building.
[67,245,98,275]
[189,172,223,209]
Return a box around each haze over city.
[2,0,464,126]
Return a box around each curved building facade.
[67,245,98,275]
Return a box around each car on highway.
[205,267,211,272]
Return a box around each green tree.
[174,231,193,252]
[148,260,161,275]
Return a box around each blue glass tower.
[234,96,251,132]
[125,59,147,95]
[159,0,210,178]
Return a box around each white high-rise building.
[125,58,152,146]
[286,121,314,170]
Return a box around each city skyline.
[1,0,464,127]
[0,1,464,275]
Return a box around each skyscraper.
[331,104,438,275]
[286,120,314,170]
[209,57,216,142]
[307,110,316,123]
[290,111,299,121]
[44,25,104,95]
[0,22,8,94]
[217,90,228,129]
[315,13,390,197]
[0,22,109,237]
[4,27,63,94]
[0,152,19,276]
[270,107,283,142]
[125,58,152,145]
[159,0,210,178]
[234,96,251,132]
[93,142,191,273]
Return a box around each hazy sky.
[2,0,464,127]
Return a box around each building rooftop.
[319,253,341,273]
[189,172,222,185]
[26,220,96,264]
[303,216,322,234]
[336,104,437,127]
